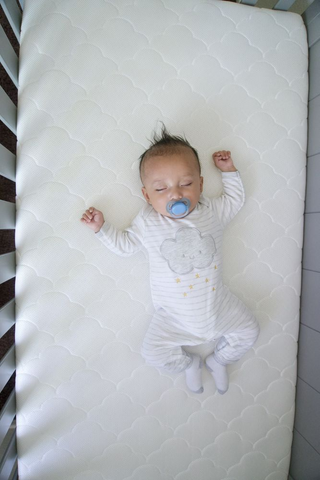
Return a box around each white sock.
[205,354,229,394]
[185,354,203,394]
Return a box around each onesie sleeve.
[211,171,245,228]
[95,210,145,257]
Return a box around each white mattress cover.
[16,1,308,479]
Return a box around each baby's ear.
[200,176,204,192]
[141,187,151,203]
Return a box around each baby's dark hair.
[139,124,201,180]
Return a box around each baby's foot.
[205,354,229,394]
[185,354,203,394]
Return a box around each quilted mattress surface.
[16,0,308,479]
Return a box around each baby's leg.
[205,342,229,395]
[213,316,260,365]
[206,296,260,394]
[185,354,203,394]
[141,313,203,393]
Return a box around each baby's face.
[141,150,203,218]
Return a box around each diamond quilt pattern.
[16,1,308,479]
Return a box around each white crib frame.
[0,0,318,479]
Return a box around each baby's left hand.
[213,151,237,172]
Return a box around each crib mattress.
[16,1,308,479]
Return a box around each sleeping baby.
[81,126,259,394]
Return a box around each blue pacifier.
[166,198,191,218]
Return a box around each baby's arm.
[213,150,237,173]
[81,207,104,233]
[211,150,245,227]
[81,206,144,256]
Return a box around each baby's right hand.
[81,207,105,233]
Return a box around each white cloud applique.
[160,227,216,275]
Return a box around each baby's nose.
[170,187,183,199]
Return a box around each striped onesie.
[97,172,259,373]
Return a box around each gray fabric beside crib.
[289,1,320,478]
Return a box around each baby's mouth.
[166,198,191,218]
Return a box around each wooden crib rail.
[0,0,20,478]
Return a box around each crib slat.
[0,0,21,41]
[238,0,259,5]
[0,301,15,339]
[0,422,17,480]
[0,201,15,230]
[0,253,15,285]
[0,87,17,135]
[0,145,15,182]
[303,0,320,24]
[0,346,15,392]
[0,391,15,448]
[239,0,316,11]
[274,0,296,10]
[303,1,320,47]
[0,26,18,88]
[289,0,315,13]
